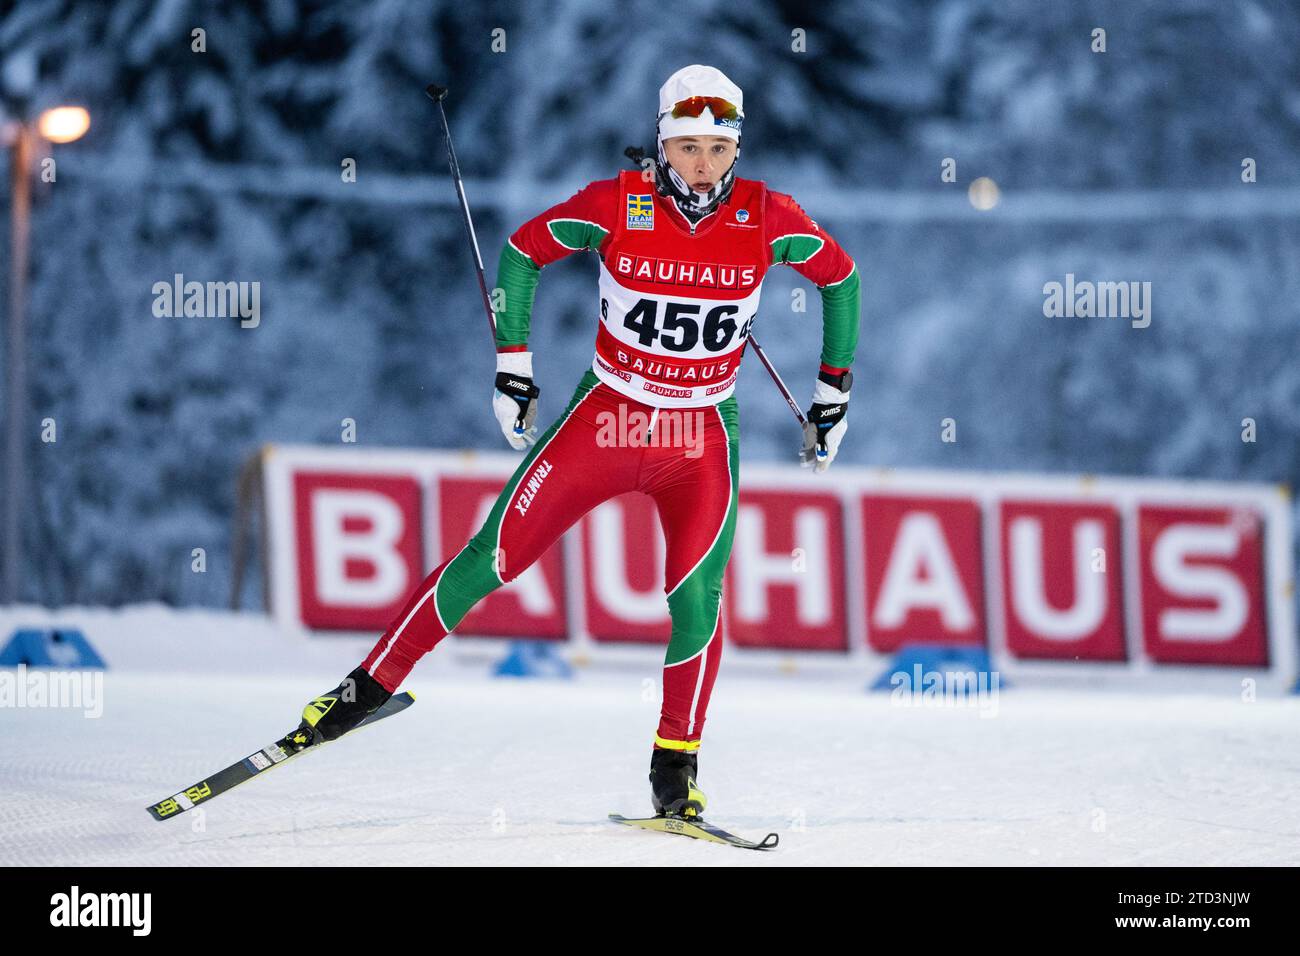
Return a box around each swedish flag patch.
[627,193,654,230]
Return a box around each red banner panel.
[725,490,848,651]
[582,493,671,644]
[1000,500,1125,661]
[862,495,984,652]
[294,472,423,630]
[1138,505,1267,666]
[437,476,568,640]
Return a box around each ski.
[146,691,416,821]
[608,813,778,850]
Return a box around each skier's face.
[663,136,737,192]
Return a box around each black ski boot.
[292,666,393,751]
[649,748,707,819]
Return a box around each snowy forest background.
[2,0,1299,608]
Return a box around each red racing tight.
[360,368,741,753]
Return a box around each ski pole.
[747,332,807,427]
[426,83,497,342]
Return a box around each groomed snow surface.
[1,606,1298,866]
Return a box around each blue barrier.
[870,642,998,696]
[0,629,107,669]
[492,640,572,679]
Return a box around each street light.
[3,104,90,604]
[37,106,90,144]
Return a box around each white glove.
[493,351,540,450]
[799,378,850,472]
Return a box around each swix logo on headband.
[657,65,744,143]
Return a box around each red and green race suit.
[362,171,859,753]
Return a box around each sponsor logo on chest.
[613,253,758,290]
[626,193,654,230]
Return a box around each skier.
[296,65,860,820]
